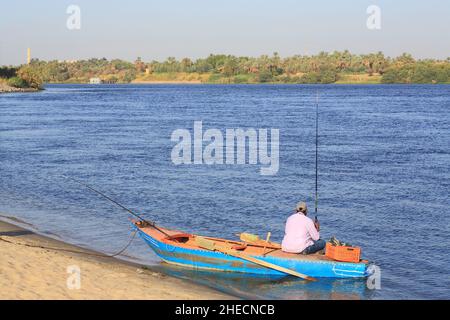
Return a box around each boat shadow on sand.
[153,263,375,300]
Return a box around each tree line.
[1,51,449,87]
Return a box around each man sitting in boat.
[281,202,326,254]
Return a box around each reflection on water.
[154,263,373,300]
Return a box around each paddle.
[195,236,316,281]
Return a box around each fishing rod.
[314,92,319,224]
[63,176,170,236]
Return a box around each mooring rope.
[0,229,138,259]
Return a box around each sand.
[0,220,233,300]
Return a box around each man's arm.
[307,219,320,240]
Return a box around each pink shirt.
[281,213,320,253]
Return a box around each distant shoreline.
[132,80,202,84]
[0,83,40,93]
[3,52,449,87]
[4,81,449,90]
[43,81,449,85]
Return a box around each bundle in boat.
[238,232,280,249]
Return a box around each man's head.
[296,201,308,215]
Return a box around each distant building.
[89,77,102,84]
[27,48,31,64]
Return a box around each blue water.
[0,84,449,299]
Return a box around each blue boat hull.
[136,227,369,279]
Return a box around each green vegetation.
[381,60,450,84]
[17,65,44,89]
[7,76,28,88]
[0,66,18,79]
[1,52,449,85]
[0,65,43,89]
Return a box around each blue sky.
[1,0,449,65]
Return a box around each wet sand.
[0,219,234,299]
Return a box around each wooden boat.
[133,221,371,279]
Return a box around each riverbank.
[0,82,40,93]
[132,80,202,84]
[0,219,233,299]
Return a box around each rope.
[0,229,138,259]
[107,229,138,257]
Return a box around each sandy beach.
[0,219,233,300]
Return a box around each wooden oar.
[195,236,316,281]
